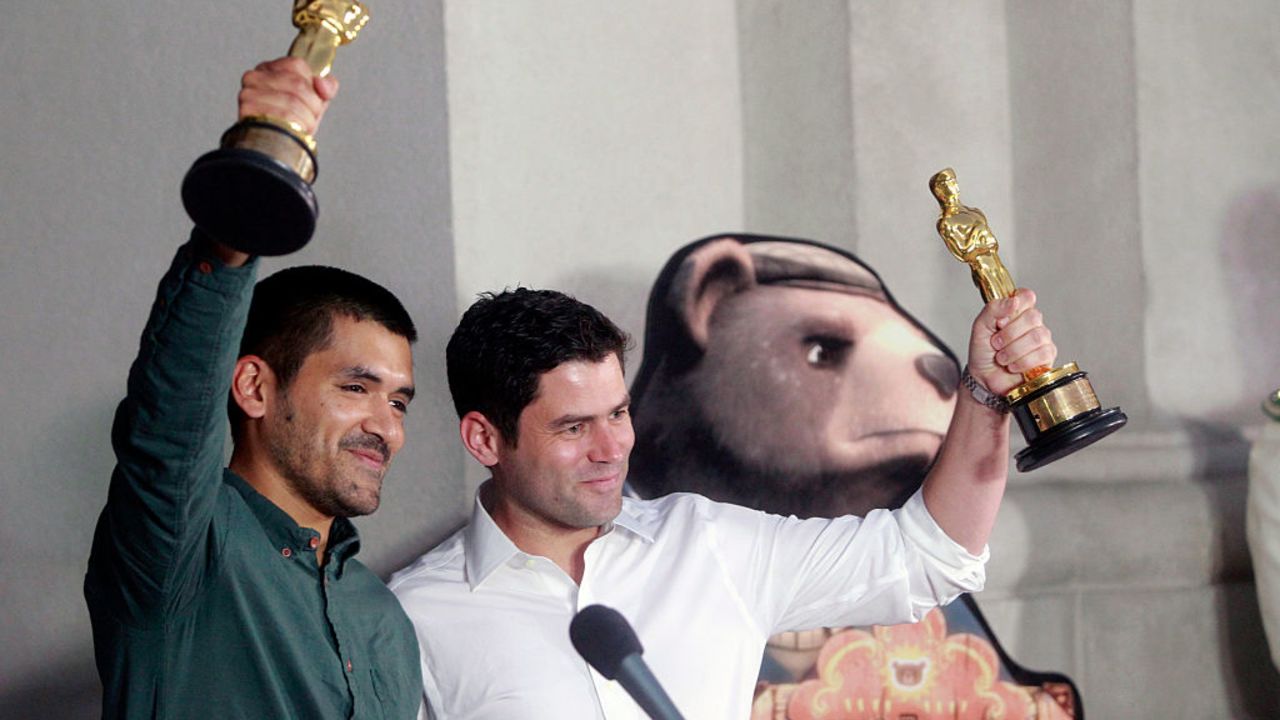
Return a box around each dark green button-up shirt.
[85,238,422,719]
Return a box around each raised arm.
[921,288,1056,554]
[87,58,336,620]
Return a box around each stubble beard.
[267,396,386,519]
[566,486,624,529]
[528,467,627,531]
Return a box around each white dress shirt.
[388,486,987,720]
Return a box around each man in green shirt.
[84,57,423,719]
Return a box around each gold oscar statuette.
[181,1,370,256]
[930,167,1127,471]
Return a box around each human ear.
[230,356,275,420]
[670,237,758,350]
[459,411,502,467]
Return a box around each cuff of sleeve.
[179,230,259,294]
[897,488,989,591]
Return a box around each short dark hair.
[230,265,417,434]
[447,288,630,445]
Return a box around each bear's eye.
[804,336,851,368]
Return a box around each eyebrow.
[548,395,631,429]
[340,366,416,401]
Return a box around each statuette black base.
[1010,368,1127,472]
[181,146,317,256]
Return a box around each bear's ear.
[670,238,757,350]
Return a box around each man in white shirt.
[390,285,1056,719]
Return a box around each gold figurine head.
[288,0,370,78]
[293,1,370,45]
[929,167,959,208]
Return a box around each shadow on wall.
[0,657,100,720]
[1183,418,1280,717]
[1214,577,1280,717]
[374,518,468,583]
[1217,185,1280,715]
[1,397,121,720]
[1222,186,1280,417]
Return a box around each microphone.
[569,604,687,720]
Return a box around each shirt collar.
[462,486,520,590]
[462,482,657,591]
[611,496,657,543]
[224,470,362,570]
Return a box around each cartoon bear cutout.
[628,234,1079,718]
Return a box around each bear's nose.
[916,354,959,399]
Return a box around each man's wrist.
[193,228,252,268]
[961,365,1010,414]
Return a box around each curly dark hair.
[447,288,630,446]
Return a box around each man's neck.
[482,487,600,584]
[229,447,336,563]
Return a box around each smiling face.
[262,314,415,518]
[488,354,634,536]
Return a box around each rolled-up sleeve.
[895,488,988,619]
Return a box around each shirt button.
[346,659,353,672]
[309,537,320,549]
[524,559,536,569]
[197,260,213,274]
[281,547,292,558]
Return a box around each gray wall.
[2,1,1278,717]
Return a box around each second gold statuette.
[930,168,1127,472]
